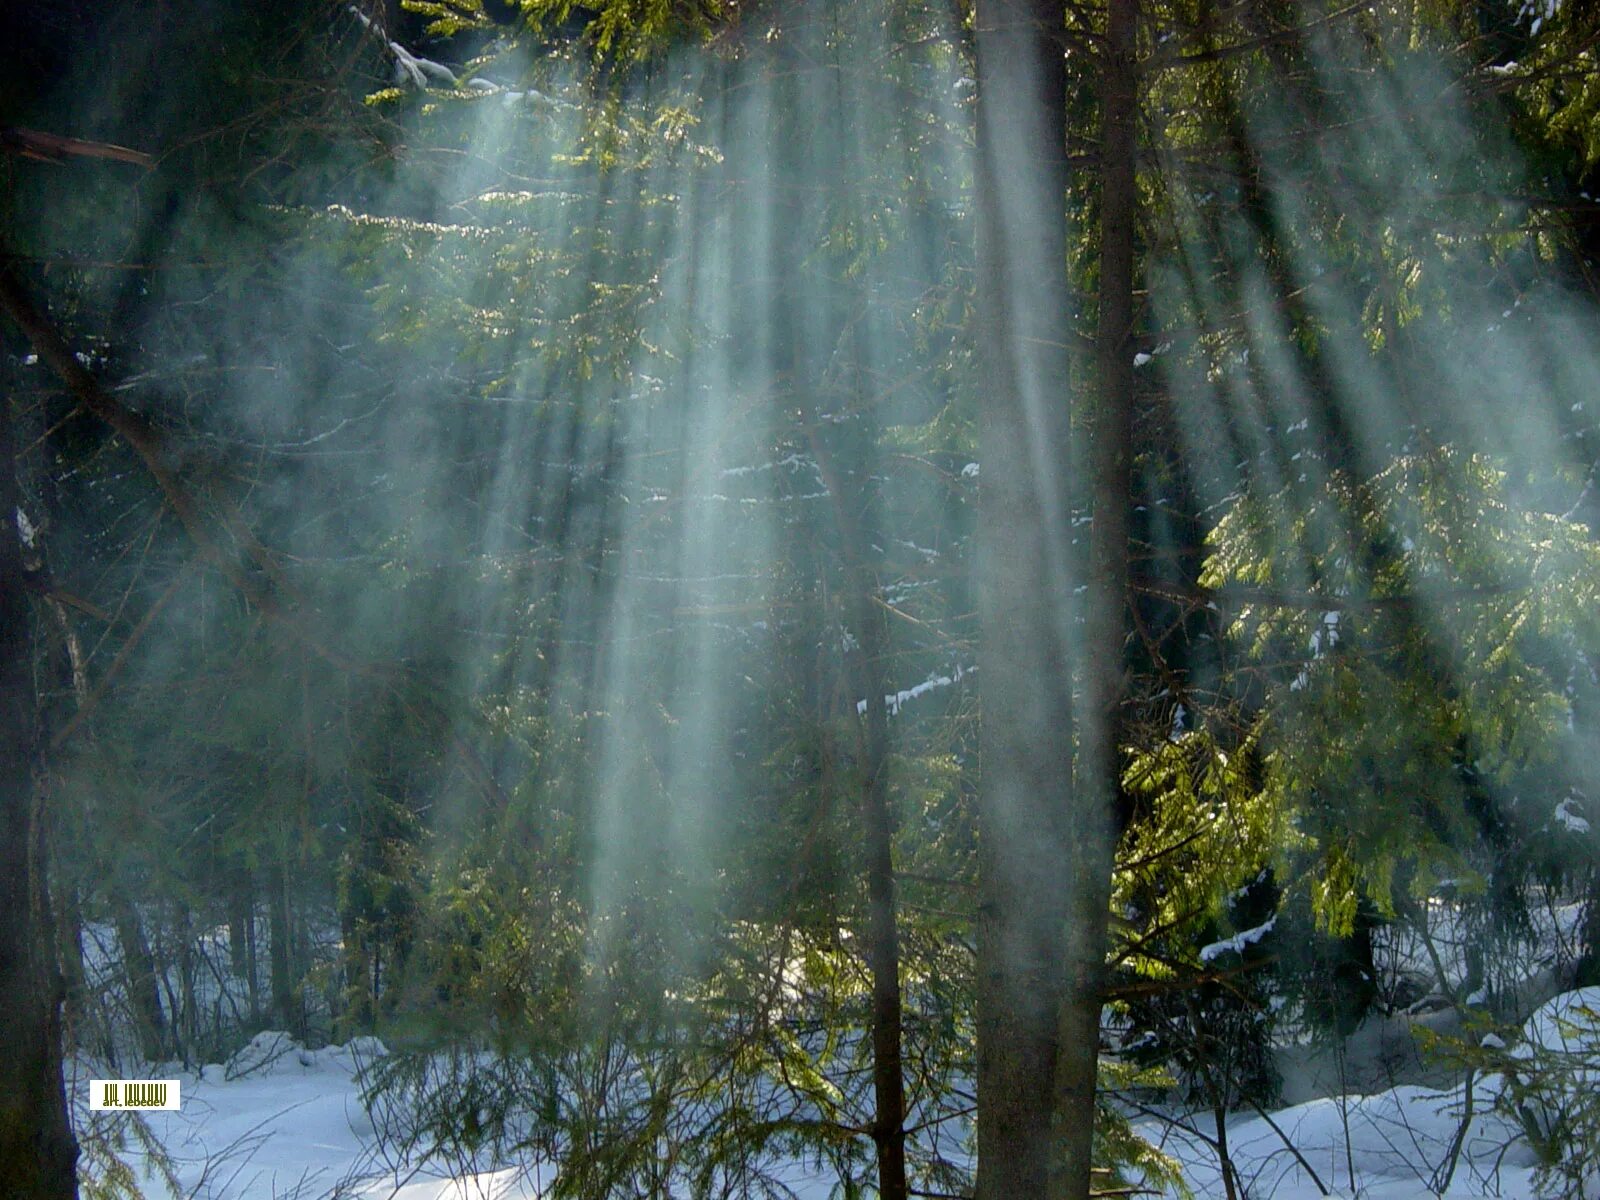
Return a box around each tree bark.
[244,882,262,1022]
[973,1,1075,1196]
[808,429,909,1200]
[39,604,93,1058]
[267,857,300,1036]
[111,891,168,1063]
[226,861,260,1021]
[1051,0,1138,1195]
[0,398,79,1200]
[56,882,93,1057]
[176,906,198,1064]
[855,601,907,1200]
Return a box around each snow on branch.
[856,664,972,719]
[349,5,458,90]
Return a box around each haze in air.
[3,2,1600,1200]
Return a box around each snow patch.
[1555,795,1590,835]
[1199,915,1277,963]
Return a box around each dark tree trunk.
[294,907,314,1021]
[267,857,300,1035]
[176,907,198,1064]
[233,864,260,1024]
[973,2,1074,1196]
[39,604,91,1059]
[808,430,909,1200]
[227,864,252,982]
[244,885,261,1022]
[1578,868,1600,987]
[227,862,263,1022]
[111,891,167,1063]
[340,894,375,1037]
[1050,0,1138,1196]
[855,600,908,1200]
[0,397,79,1200]
[57,883,92,1054]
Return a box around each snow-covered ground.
[1139,988,1600,1199]
[81,990,1599,1200]
[73,905,1600,1199]
[71,1034,542,1200]
[1139,1079,1540,1198]
[72,1030,841,1200]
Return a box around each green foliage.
[1094,1064,1194,1200]
[1496,2,1600,180]
[365,912,973,1198]
[75,1107,180,1200]
[1119,726,1297,964]
[405,0,736,59]
[1202,447,1600,932]
[1110,736,1290,1108]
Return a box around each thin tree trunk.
[856,607,907,1200]
[293,905,313,1028]
[973,1,1074,1196]
[228,861,263,1021]
[267,857,298,1035]
[1213,1101,1240,1200]
[340,890,374,1036]
[0,397,79,1200]
[1050,0,1139,1195]
[176,906,198,1064]
[808,429,909,1200]
[244,886,261,1022]
[227,864,252,981]
[857,668,908,1200]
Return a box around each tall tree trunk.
[855,600,907,1200]
[809,430,909,1200]
[294,905,313,1022]
[973,1,1075,1196]
[0,397,80,1200]
[1050,1,1138,1197]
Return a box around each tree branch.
[1,127,153,168]
[0,260,518,824]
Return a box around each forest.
[3,0,1600,1197]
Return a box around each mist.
[5,1,1600,1198]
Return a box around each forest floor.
[77,998,1592,1200]
[73,909,1600,1199]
